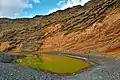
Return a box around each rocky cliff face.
[0,0,120,54]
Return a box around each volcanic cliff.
[0,0,120,54]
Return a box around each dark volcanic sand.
[0,52,119,80]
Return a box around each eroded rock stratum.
[0,0,120,54]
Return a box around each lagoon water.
[16,53,92,74]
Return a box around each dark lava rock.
[62,60,120,80]
[0,53,120,80]
[0,53,62,80]
[0,52,25,63]
[0,53,14,63]
[0,63,62,80]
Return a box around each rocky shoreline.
[0,52,119,80]
[0,52,62,80]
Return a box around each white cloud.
[80,0,90,6]
[48,8,59,15]
[29,4,33,8]
[48,0,90,14]
[0,0,40,18]
[57,0,66,6]
[24,12,28,15]
[33,0,40,3]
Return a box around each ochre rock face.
[0,0,120,54]
[40,8,120,53]
[0,42,9,51]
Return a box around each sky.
[0,0,90,18]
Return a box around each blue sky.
[0,0,89,18]
[19,0,59,17]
